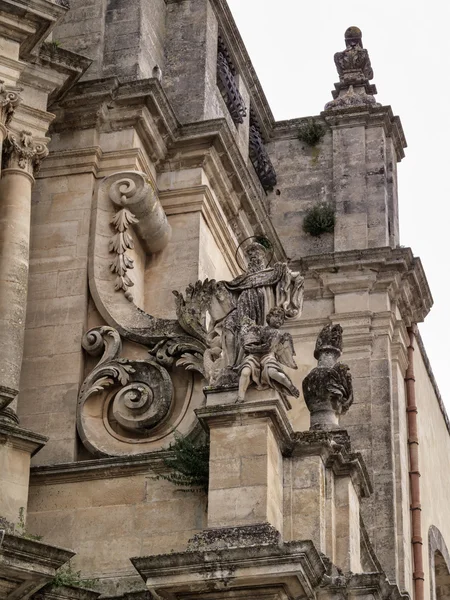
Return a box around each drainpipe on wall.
[406,325,425,600]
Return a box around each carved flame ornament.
[302,324,353,430]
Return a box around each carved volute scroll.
[77,327,175,456]
[107,172,172,302]
[0,80,22,131]
[302,324,353,429]
[2,130,49,177]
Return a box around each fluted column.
[0,130,48,422]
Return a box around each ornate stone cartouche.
[302,324,353,429]
[325,27,380,110]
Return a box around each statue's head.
[266,306,286,329]
[245,241,267,272]
[314,324,343,360]
[344,26,363,49]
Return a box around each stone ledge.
[291,430,372,498]
[0,532,74,600]
[131,539,325,600]
[0,422,47,456]
[32,584,100,600]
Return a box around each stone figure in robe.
[206,241,304,380]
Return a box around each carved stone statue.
[237,307,299,403]
[302,324,353,429]
[150,240,304,391]
[325,26,380,110]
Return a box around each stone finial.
[0,81,22,129]
[302,324,353,430]
[2,130,49,177]
[325,27,379,110]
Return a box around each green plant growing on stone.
[15,507,43,542]
[52,562,98,590]
[43,40,61,52]
[303,202,335,237]
[298,119,326,147]
[157,432,210,493]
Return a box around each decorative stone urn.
[302,324,353,429]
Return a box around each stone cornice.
[131,539,325,600]
[322,103,407,161]
[0,422,47,456]
[0,0,68,61]
[292,246,433,326]
[290,430,373,498]
[32,584,100,600]
[0,533,74,600]
[47,78,286,262]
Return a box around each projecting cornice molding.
[293,246,432,326]
[45,78,286,262]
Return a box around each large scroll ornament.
[78,327,173,455]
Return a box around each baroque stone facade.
[0,3,448,600]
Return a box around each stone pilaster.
[0,130,48,420]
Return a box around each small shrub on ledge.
[157,432,210,493]
[303,202,335,237]
[298,119,326,147]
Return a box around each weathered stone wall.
[27,474,207,594]
[414,342,450,600]
[266,123,334,260]
[52,0,166,81]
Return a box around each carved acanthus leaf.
[2,130,48,176]
[109,208,137,302]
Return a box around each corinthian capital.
[0,80,22,128]
[2,130,49,177]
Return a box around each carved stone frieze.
[302,324,353,430]
[2,130,49,177]
[217,36,247,125]
[0,81,22,129]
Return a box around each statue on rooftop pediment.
[325,26,380,111]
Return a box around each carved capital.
[0,81,22,129]
[2,130,49,177]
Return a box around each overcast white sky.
[227,0,450,411]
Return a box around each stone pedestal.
[285,430,372,574]
[0,422,47,525]
[197,387,293,534]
